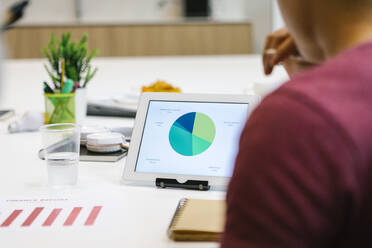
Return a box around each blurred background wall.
[2,0,284,58]
[272,1,284,30]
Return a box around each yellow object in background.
[142,80,181,93]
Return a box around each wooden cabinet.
[4,22,252,58]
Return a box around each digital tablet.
[122,93,260,190]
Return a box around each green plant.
[42,32,99,90]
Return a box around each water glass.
[40,123,80,187]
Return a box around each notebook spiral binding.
[167,198,189,239]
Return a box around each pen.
[61,78,74,93]
[61,59,65,90]
[43,81,55,94]
[72,81,79,92]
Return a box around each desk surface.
[0,55,287,247]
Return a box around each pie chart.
[169,112,216,156]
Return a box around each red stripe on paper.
[64,207,82,226]
[22,207,44,227]
[42,208,62,226]
[84,206,102,226]
[1,210,23,227]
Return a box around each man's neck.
[315,12,372,59]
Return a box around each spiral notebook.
[167,198,226,242]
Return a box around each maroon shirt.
[222,42,372,247]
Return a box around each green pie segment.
[169,112,216,156]
[192,134,212,155]
[192,112,216,143]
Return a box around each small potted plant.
[42,32,98,124]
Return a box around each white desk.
[0,55,287,247]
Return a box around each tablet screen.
[135,100,249,178]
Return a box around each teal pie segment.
[169,124,193,156]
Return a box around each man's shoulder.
[265,42,372,133]
[252,44,372,164]
[279,42,372,104]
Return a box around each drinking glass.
[40,123,80,187]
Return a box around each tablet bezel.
[122,93,260,190]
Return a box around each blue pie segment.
[175,112,195,133]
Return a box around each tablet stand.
[156,178,210,191]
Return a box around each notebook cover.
[168,198,225,242]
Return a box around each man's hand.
[263,28,316,77]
